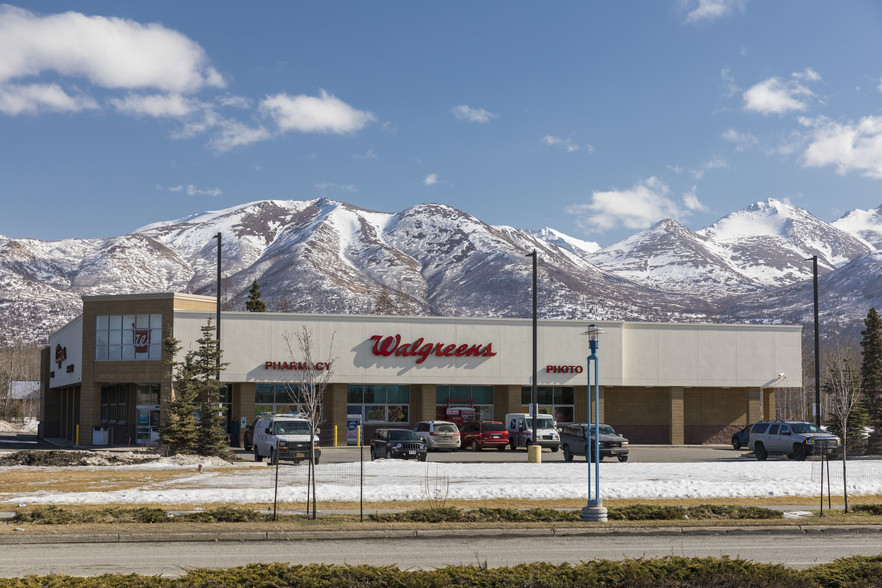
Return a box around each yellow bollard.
[357,425,361,447]
[528,444,542,463]
[75,424,79,447]
[333,425,338,447]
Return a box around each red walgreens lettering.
[369,335,497,364]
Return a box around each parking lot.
[232,444,751,464]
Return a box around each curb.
[2,524,881,545]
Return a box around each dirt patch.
[0,449,235,467]
[0,450,162,467]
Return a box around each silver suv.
[412,420,461,450]
[747,420,839,461]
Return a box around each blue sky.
[3,1,882,245]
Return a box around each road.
[2,531,880,577]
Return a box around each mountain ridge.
[1,197,880,347]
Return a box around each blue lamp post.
[582,324,607,522]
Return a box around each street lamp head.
[582,324,604,342]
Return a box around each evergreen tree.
[860,307,882,451]
[161,319,229,457]
[246,280,267,312]
[160,336,199,454]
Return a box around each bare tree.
[282,326,336,519]
[823,338,865,513]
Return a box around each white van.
[252,414,321,465]
[505,413,560,451]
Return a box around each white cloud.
[742,76,814,115]
[314,181,357,193]
[682,186,708,211]
[542,135,592,153]
[110,93,203,117]
[260,90,375,134]
[720,68,740,97]
[215,94,252,109]
[353,148,378,160]
[792,67,821,82]
[0,82,98,115]
[169,184,222,196]
[800,115,882,179]
[721,127,758,150]
[451,104,498,123]
[682,0,747,24]
[207,119,271,152]
[692,157,728,179]
[0,5,223,114]
[566,177,697,232]
[424,173,440,186]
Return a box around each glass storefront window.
[436,385,494,421]
[253,384,319,420]
[95,314,162,361]
[521,386,575,424]
[347,384,409,423]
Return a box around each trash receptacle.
[92,426,109,446]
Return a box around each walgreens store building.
[41,292,802,447]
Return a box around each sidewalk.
[1,522,880,546]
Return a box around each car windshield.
[524,418,555,430]
[581,425,616,436]
[791,423,821,434]
[483,423,506,432]
[273,421,310,435]
[388,430,418,441]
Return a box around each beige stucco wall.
[172,311,802,391]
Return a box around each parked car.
[370,428,428,461]
[748,420,840,461]
[731,425,752,450]
[459,420,509,451]
[412,420,461,450]
[252,414,321,465]
[559,423,629,462]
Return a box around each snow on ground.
[0,419,38,434]
[3,458,882,507]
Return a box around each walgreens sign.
[369,334,497,365]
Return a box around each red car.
[459,420,509,451]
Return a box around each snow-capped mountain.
[833,204,882,249]
[696,199,872,285]
[588,219,764,298]
[1,197,880,347]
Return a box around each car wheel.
[550,446,559,453]
[510,439,517,451]
[562,445,573,462]
[793,443,807,461]
[732,437,741,450]
[497,445,506,452]
[384,446,390,459]
[253,446,263,463]
[618,455,629,462]
[418,453,427,462]
[370,448,376,461]
[270,449,278,465]
[754,442,768,461]
[471,440,482,452]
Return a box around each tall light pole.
[214,233,222,372]
[582,324,607,522]
[805,255,820,427]
[525,250,538,453]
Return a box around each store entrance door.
[136,405,161,445]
